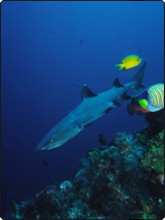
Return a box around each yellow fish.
[115,55,142,70]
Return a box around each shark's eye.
[138,99,148,109]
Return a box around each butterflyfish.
[115,55,142,71]
[127,83,164,114]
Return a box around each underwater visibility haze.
[1,1,164,219]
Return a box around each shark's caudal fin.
[131,61,146,90]
[127,62,147,116]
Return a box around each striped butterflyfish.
[127,83,164,115]
[138,83,164,112]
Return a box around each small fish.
[98,134,109,149]
[42,160,51,167]
[79,39,84,45]
[127,83,164,115]
[98,134,107,146]
[115,55,142,70]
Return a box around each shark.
[36,62,146,151]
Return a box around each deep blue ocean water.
[1,1,164,217]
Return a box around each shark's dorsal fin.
[81,84,97,99]
[113,78,124,88]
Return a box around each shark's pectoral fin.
[80,120,95,128]
[81,84,97,99]
[80,110,108,128]
[75,120,85,131]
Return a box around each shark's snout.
[36,140,62,151]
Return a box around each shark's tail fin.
[131,61,146,90]
[126,62,147,116]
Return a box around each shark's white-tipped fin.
[81,84,97,99]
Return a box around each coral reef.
[141,131,164,174]
[9,111,164,219]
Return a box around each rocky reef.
[10,110,164,219]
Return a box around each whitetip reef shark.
[36,62,146,151]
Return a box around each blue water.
[1,1,164,217]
